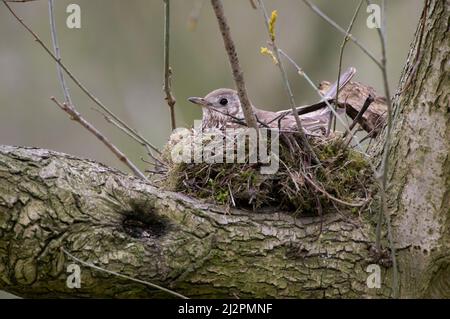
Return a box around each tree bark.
[379,0,450,298]
[0,0,448,299]
[0,145,389,298]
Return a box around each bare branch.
[330,0,364,134]
[257,0,320,164]
[62,248,187,299]
[301,172,367,208]
[163,0,177,131]
[50,97,148,181]
[365,0,397,298]
[343,94,374,144]
[300,0,382,69]
[2,0,161,155]
[91,107,166,168]
[347,95,374,134]
[4,0,40,2]
[210,0,259,130]
[48,0,72,106]
[277,49,367,154]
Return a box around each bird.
[188,67,356,135]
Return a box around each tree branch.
[48,0,72,106]
[2,0,161,155]
[210,0,259,130]
[163,0,177,131]
[257,0,320,165]
[0,145,388,298]
[300,0,382,69]
[330,0,364,134]
[50,97,147,181]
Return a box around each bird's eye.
[219,98,228,106]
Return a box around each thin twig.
[365,0,398,298]
[366,0,392,249]
[91,107,166,167]
[301,171,366,208]
[300,0,382,69]
[210,0,259,130]
[61,247,187,299]
[206,106,271,130]
[145,169,165,175]
[278,49,368,156]
[329,0,364,135]
[142,154,167,172]
[51,97,148,181]
[357,114,386,145]
[48,0,72,106]
[364,135,374,153]
[257,0,320,165]
[2,1,161,155]
[209,106,313,135]
[228,182,236,207]
[343,94,374,140]
[163,0,177,131]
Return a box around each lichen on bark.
[0,146,389,298]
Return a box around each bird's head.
[188,88,243,116]
[188,88,244,129]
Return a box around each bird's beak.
[188,97,207,106]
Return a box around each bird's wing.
[276,67,357,116]
[257,109,344,136]
[321,67,356,100]
[285,110,346,134]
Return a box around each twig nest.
[159,128,374,214]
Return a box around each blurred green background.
[0,0,422,172]
[1,0,422,298]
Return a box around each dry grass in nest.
[157,128,375,215]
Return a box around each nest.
[157,128,374,215]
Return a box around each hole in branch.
[121,206,169,240]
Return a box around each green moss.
[158,131,375,215]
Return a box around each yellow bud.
[269,10,278,41]
[260,47,278,65]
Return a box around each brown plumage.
[188,67,356,135]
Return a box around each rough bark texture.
[379,0,450,298]
[0,0,448,299]
[0,146,388,298]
